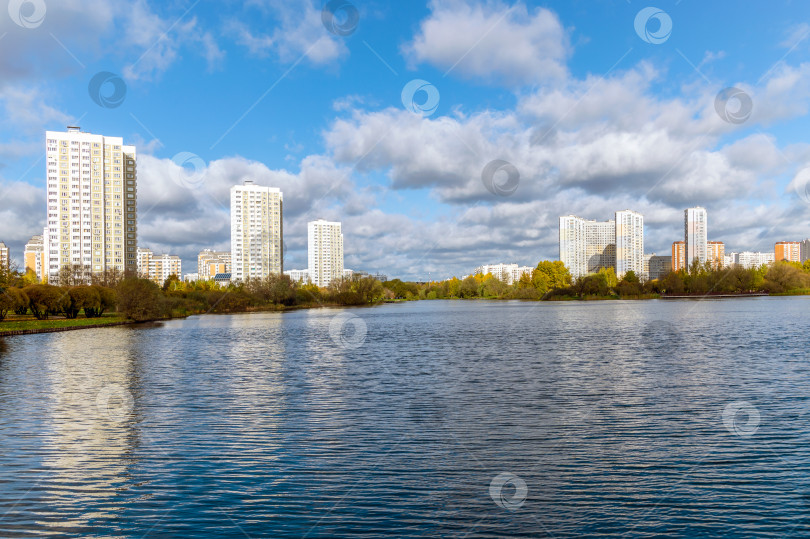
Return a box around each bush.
[116,278,169,321]
[0,288,29,320]
[23,284,66,320]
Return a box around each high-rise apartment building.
[560,211,643,279]
[45,127,137,283]
[615,210,644,278]
[230,180,283,282]
[708,241,725,269]
[684,207,708,269]
[775,241,801,263]
[0,242,9,270]
[559,215,615,279]
[671,241,686,272]
[24,235,46,282]
[801,240,810,263]
[198,249,231,280]
[136,248,181,285]
[308,219,344,287]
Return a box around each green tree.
[764,261,810,293]
[0,288,28,321]
[534,261,571,290]
[23,284,66,320]
[459,275,478,298]
[117,278,168,321]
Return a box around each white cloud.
[229,0,348,66]
[403,0,570,85]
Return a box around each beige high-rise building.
[708,241,725,269]
[137,247,181,285]
[45,127,137,283]
[230,180,283,282]
[198,249,231,280]
[308,219,344,288]
[775,241,801,263]
[24,235,46,282]
[0,242,9,270]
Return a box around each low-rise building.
[729,251,775,269]
[137,248,182,285]
[284,269,310,283]
[474,263,533,285]
[198,249,231,281]
[24,235,46,282]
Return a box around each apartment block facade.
[230,180,283,282]
[24,235,46,282]
[615,210,644,278]
[45,128,137,283]
[0,242,9,270]
[474,263,533,285]
[671,241,686,272]
[559,215,616,279]
[137,248,181,285]
[198,249,231,281]
[775,241,801,263]
[708,241,725,269]
[308,219,344,288]
[684,207,708,269]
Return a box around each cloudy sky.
[1,0,810,280]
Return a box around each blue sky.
[2,0,810,280]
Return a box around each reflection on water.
[1,299,809,537]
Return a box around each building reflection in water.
[36,327,141,534]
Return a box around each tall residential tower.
[308,219,344,287]
[45,127,137,282]
[230,180,283,282]
[684,207,708,269]
[615,210,644,278]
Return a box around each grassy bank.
[0,313,129,335]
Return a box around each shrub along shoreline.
[2,258,809,337]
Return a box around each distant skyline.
[2,1,810,280]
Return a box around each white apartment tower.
[45,127,137,282]
[24,235,46,282]
[615,210,644,278]
[230,180,283,282]
[308,219,344,287]
[684,207,708,269]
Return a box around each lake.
[1,298,808,537]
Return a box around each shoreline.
[0,292,804,338]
